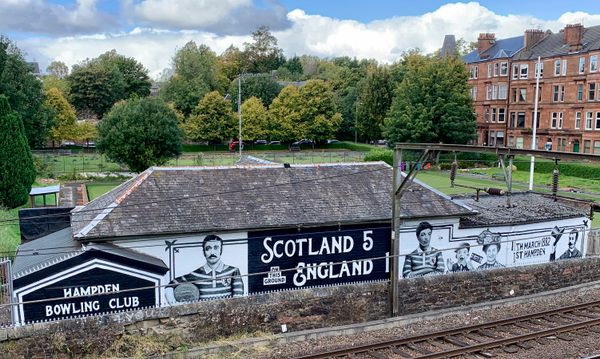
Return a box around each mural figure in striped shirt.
[170,234,244,302]
[402,222,445,278]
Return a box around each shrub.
[364,148,393,166]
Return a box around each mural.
[398,219,589,277]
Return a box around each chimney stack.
[524,29,545,50]
[477,33,496,56]
[564,24,583,52]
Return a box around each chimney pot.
[564,23,583,52]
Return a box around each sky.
[2,0,600,79]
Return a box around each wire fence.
[32,150,367,177]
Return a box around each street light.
[355,101,360,143]
[234,71,274,159]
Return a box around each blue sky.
[2,1,600,78]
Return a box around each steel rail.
[293,299,600,359]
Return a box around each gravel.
[234,284,600,359]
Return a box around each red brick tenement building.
[463,24,600,153]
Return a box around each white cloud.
[16,2,600,78]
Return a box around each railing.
[0,259,13,327]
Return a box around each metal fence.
[32,150,366,176]
[0,259,13,327]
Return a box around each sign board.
[248,225,391,293]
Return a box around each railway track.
[294,299,600,359]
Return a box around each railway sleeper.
[476,329,503,339]
[406,343,432,355]
[443,336,469,347]
[367,350,388,359]
[390,346,412,358]
[513,322,539,331]
[556,333,575,341]
[502,345,520,354]
[516,340,534,350]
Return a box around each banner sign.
[20,267,157,323]
[248,225,391,293]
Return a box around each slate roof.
[70,163,476,240]
[13,228,82,277]
[463,36,524,64]
[513,25,600,60]
[455,192,589,228]
[12,228,169,279]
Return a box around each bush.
[513,159,600,179]
[364,148,393,166]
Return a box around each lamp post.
[235,71,274,160]
[529,56,541,191]
[355,101,360,143]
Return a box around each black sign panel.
[22,267,156,323]
[248,225,391,293]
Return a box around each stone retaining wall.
[3,257,600,357]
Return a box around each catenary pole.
[238,72,243,159]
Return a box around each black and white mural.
[398,218,589,277]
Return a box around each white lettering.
[261,237,274,263]
[363,231,373,251]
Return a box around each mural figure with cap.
[447,242,475,272]
[402,221,445,278]
[476,229,505,270]
[167,234,244,302]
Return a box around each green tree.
[69,64,125,118]
[46,60,69,78]
[383,54,476,144]
[243,26,285,73]
[218,45,243,81]
[44,87,77,146]
[299,80,342,142]
[68,50,151,118]
[0,95,36,208]
[43,75,70,95]
[186,91,236,144]
[98,97,182,172]
[356,66,394,142]
[277,56,304,81]
[75,121,98,146]
[241,97,270,140]
[228,75,282,110]
[0,35,53,148]
[161,42,227,116]
[268,85,302,142]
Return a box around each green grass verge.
[86,181,125,200]
[0,208,20,259]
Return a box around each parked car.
[229,141,244,152]
[254,139,268,145]
[326,139,339,144]
[292,139,314,147]
[268,141,281,145]
[60,141,75,147]
[376,139,388,145]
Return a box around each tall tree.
[243,26,285,73]
[228,75,282,110]
[186,91,236,143]
[68,50,151,118]
[218,45,243,81]
[43,75,70,95]
[0,95,36,208]
[46,60,69,78]
[69,64,125,118]
[161,42,227,116]
[0,35,53,148]
[383,54,476,144]
[44,87,77,146]
[298,80,342,142]
[268,85,302,142]
[75,121,98,146]
[240,97,270,141]
[356,66,394,142]
[98,97,182,172]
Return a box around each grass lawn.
[86,181,125,200]
[0,208,20,259]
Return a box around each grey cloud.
[134,0,291,35]
[0,0,119,36]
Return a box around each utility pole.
[238,72,242,159]
[355,101,359,143]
